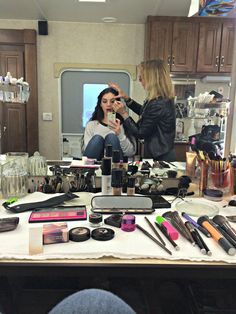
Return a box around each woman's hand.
[108,82,129,100]
[108,118,121,135]
[112,101,129,119]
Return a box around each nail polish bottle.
[111,168,123,195]
[101,157,112,195]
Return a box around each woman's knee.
[105,133,118,141]
[92,134,104,143]
[49,288,136,314]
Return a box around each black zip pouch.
[2,192,79,213]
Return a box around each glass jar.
[28,151,47,176]
[6,152,29,174]
[1,159,28,199]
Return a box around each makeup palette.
[29,206,87,223]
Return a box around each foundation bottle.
[111,168,123,195]
[121,156,128,171]
[101,157,112,195]
[127,177,136,195]
[112,150,120,169]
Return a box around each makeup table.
[1,191,236,314]
[0,191,236,277]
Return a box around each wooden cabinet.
[145,17,199,73]
[197,20,235,73]
[0,101,27,153]
[145,16,235,75]
[174,142,188,162]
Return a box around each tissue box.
[43,222,69,244]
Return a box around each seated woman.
[83,87,136,161]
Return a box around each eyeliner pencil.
[144,216,166,246]
[155,222,180,251]
[136,224,172,255]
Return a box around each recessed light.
[78,0,106,2]
[102,17,117,23]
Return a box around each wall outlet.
[42,112,53,121]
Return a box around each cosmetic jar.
[91,227,115,241]
[69,227,90,242]
[121,214,136,232]
[203,189,223,202]
[89,213,103,228]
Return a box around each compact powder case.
[91,227,115,241]
[69,227,90,242]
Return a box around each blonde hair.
[138,59,174,100]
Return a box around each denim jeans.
[83,134,122,160]
[49,288,136,314]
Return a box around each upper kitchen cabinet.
[145,16,199,73]
[197,20,235,73]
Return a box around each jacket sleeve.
[126,99,143,116]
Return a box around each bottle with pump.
[101,157,112,195]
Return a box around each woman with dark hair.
[109,59,176,162]
[83,87,136,160]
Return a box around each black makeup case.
[91,195,154,214]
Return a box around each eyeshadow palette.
[29,206,87,223]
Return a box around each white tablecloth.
[0,192,236,263]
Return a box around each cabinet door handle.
[215,56,219,67]
[167,56,171,65]
[172,56,175,65]
[220,56,225,67]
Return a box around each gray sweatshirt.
[84,120,136,157]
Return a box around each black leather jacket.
[123,97,176,159]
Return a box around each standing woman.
[83,87,136,160]
[109,59,176,161]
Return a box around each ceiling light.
[102,17,117,23]
[78,0,106,2]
